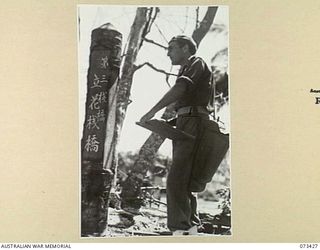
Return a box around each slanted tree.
[110,7,159,212]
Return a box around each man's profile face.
[167,41,185,65]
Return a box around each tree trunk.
[192,7,218,46]
[111,8,151,210]
[120,7,218,211]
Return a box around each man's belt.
[177,106,209,116]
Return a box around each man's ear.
[182,44,189,53]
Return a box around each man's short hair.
[169,35,197,55]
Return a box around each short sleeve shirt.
[174,55,212,109]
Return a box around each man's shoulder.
[189,55,205,63]
[188,56,210,72]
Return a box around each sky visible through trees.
[78,5,229,156]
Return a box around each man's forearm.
[140,83,186,122]
[149,83,185,114]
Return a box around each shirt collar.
[178,55,196,75]
[188,55,196,61]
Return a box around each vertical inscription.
[81,24,122,236]
[82,50,112,161]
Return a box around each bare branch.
[134,62,177,87]
[146,7,160,35]
[139,7,160,49]
[165,74,170,87]
[155,23,169,43]
[183,7,189,32]
[143,37,167,49]
[195,7,200,30]
[192,6,218,46]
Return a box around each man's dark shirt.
[175,55,212,110]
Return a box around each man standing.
[140,35,212,235]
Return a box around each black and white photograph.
[78,5,230,237]
[3,0,320,246]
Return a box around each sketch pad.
[136,119,195,140]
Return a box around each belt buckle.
[189,106,194,114]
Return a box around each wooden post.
[81,23,122,236]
